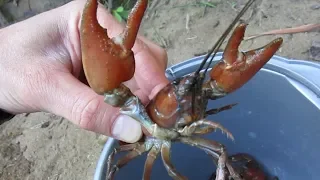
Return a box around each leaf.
[119,10,130,19]
[116,6,124,13]
[112,11,123,22]
[199,1,217,8]
[244,23,320,40]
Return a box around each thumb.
[45,72,142,143]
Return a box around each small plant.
[112,5,130,22]
[99,0,133,22]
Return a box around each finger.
[123,38,169,98]
[132,39,169,99]
[136,35,168,71]
[44,72,142,143]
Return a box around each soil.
[0,0,319,180]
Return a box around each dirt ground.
[0,0,319,180]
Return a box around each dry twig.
[244,23,320,40]
[185,13,190,31]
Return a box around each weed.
[99,0,135,22]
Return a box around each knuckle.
[76,97,101,131]
[158,47,167,58]
[159,48,168,69]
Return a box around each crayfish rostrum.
[79,0,283,179]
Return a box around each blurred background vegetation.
[0,0,139,27]
[99,0,137,22]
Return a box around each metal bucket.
[94,53,320,180]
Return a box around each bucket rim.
[165,53,320,97]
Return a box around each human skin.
[0,0,169,143]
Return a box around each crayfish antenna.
[190,0,256,114]
[194,0,256,78]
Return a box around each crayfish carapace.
[80,0,283,179]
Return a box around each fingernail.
[112,115,142,143]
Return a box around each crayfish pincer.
[79,0,283,179]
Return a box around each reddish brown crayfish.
[209,153,279,180]
[79,0,283,179]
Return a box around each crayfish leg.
[222,22,247,64]
[121,0,148,50]
[107,143,145,178]
[204,22,283,98]
[178,119,234,141]
[161,142,188,180]
[80,0,148,107]
[205,103,238,116]
[80,0,133,94]
[143,145,160,180]
[107,142,149,179]
[178,136,241,180]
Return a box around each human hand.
[0,0,169,143]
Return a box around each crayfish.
[209,153,279,180]
[79,0,283,179]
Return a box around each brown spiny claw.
[80,0,147,96]
[208,23,283,95]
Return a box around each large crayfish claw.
[208,23,283,96]
[80,0,147,96]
